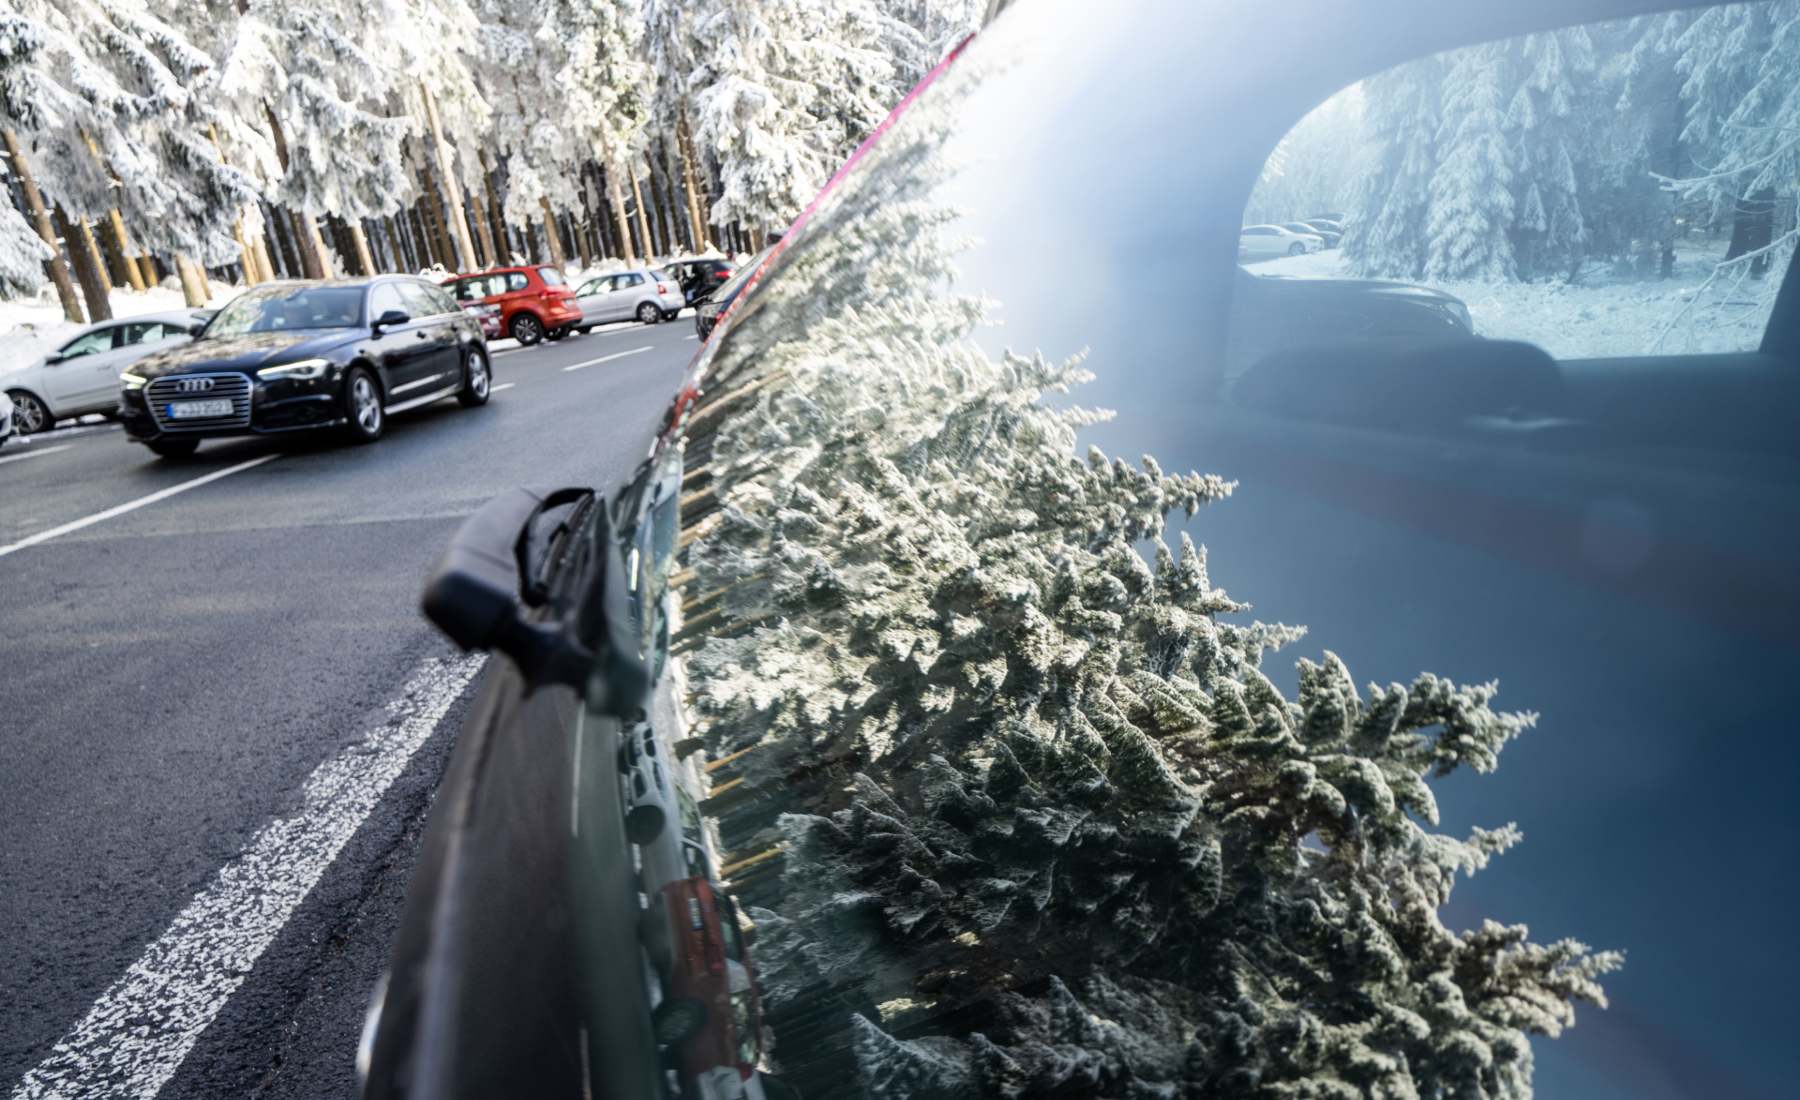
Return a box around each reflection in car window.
[197,286,367,336]
[537,266,565,286]
[505,271,529,292]
[1243,7,1794,358]
[119,322,168,345]
[396,281,443,318]
[368,284,406,322]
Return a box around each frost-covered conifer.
[1506,30,1595,279]
[1342,57,1443,278]
[1424,43,1516,280]
[676,64,1619,1099]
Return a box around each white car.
[0,389,13,448]
[573,269,685,331]
[1238,223,1325,261]
[3,311,206,435]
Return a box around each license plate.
[166,399,233,419]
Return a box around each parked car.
[3,311,206,435]
[1304,209,1348,223]
[462,301,503,340]
[643,877,768,1100]
[574,269,685,330]
[442,265,582,346]
[663,259,735,305]
[118,277,489,458]
[0,389,13,447]
[1288,219,1343,247]
[1226,266,1474,376]
[694,252,770,341]
[1239,223,1324,260]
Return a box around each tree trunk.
[194,258,212,301]
[252,232,275,284]
[467,193,496,267]
[347,221,374,275]
[603,164,637,264]
[629,170,655,263]
[1725,188,1777,277]
[104,210,146,291]
[421,84,479,272]
[677,109,708,252]
[479,151,509,266]
[301,210,333,277]
[174,253,207,307]
[538,196,566,267]
[94,212,130,287]
[55,206,112,321]
[4,129,84,322]
[267,205,299,278]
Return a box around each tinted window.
[447,278,483,302]
[118,322,171,345]
[581,277,613,295]
[199,286,366,336]
[537,267,565,286]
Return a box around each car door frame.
[395,280,463,398]
[41,324,132,414]
[365,280,442,402]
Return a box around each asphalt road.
[0,316,700,1098]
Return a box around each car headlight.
[121,371,148,390]
[257,358,331,381]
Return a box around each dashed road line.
[0,454,278,558]
[7,654,485,1100]
[562,346,653,373]
[0,444,71,467]
[490,382,516,393]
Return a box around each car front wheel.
[1288,242,1306,256]
[7,390,51,435]
[509,313,543,346]
[651,998,705,1047]
[457,346,490,408]
[343,367,385,443]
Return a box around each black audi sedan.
[119,277,491,458]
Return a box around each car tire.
[509,313,543,346]
[1288,242,1306,256]
[637,302,660,324]
[146,438,199,459]
[7,390,51,435]
[545,326,567,342]
[342,366,385,443]
[661,309,680,321]
[457,346,490,408]
[651,998,706,1047]
[625,802,667,845]
[576,326,592,335]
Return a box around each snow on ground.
[1249,239,1775,358]
[0,282,242,379]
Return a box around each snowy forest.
[0,0,984,326]
[1249,2,1800,352]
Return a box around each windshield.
[203,286,365,336]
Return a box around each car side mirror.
[372,308,410,334]
[420,487,648,715]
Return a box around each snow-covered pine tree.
[1342,56,1445,279]
[689,0,831,246]
[554,0,653,264]
[387,0,493,272]
[879,0,982,88]
[675,59,1620,1098]
[1424,42,1516,281]
[0,10,57,300]
[804,0,914,163]
[645,0,709,250]
[1505,29,1595,279]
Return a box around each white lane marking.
[684,334,698,341]
[11,423,121,444]
[570,707,585,838]
[490,382,516,393]
[562,346,652,373]
[8,655,485,1100]
[0,454,278,559]
[0,444,71,467]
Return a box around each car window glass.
[118,322,168,345]
[57,329,114,358]
[505,271,529,292]
[425,285,459,314]
[730,993,756,1064]
[397,282,442,317]
[1242,7,1795,359]
[447,279,478,302]
[621,273,644,288]
[537,266,565,286]
[369,284,407,320]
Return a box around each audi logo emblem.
[175,378,215,393]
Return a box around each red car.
[443,265,582,347]
[650,878,767,1100]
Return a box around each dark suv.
[119,278,490,458]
